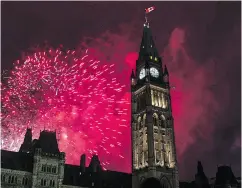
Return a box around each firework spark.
[1,47,130,171]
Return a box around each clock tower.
[130,17,179,188]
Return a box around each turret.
[19,128,32,153]
[89,155,102,173]
[163,65,169,82]
[195,161,210,188]
[214,165,239,188]
[131,69,136,86]
[80,154,86,173]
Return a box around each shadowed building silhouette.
[214,165,240,188]
[195,161,210,188]
[1,129,132,188]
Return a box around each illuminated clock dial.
[139,68,145,79]
[150,67,159,78]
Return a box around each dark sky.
[1,1,241,181]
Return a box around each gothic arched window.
[153,113,159,127]
[1,174,6,182]
[11,176,14,184]
[143,114,146,128]
[52,166,57,173]
[160,115,166,128]
[138,117,142,130]
[8,176,11,184]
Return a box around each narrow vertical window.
[8,176,11,183]
[25,178,28,185]
[151,90,154,106]
[11,176,14,183]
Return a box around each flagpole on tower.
[145,12,148,27]
[144,6,155,27]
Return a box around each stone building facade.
[1,128,131,188]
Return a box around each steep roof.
[215,166,239,186]
[33,130,60,154]
[138,24,159,60]
[19,128,32,152]
[1,150,33,172]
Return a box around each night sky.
[1,1,241,181]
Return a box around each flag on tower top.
[145,6,155,14]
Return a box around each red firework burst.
[1,47,130,171]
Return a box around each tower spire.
[144,12,149,27]
[131,7,179,188]
[19,128,33,153]
[139,6,159,61]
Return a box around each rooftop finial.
[144,6,155,27]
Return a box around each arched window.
[153,113,159,127]
[52,166,56,173]
[160,177,171,188]
[160,115,166,128]
[143,114,146,127]
[43,164,46,172]
[8,176,11,183]
[44,179,47,186]
[14,176,17,184]
[151,90,154,105]
[138,117,142,130]
[22,178,28,185]
[1,174,6,182]
[47,166,51,172]
[11,176,14,183]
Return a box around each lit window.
[154,57,158,61]
[150,56,153,59]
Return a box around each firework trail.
[1,47,130,170]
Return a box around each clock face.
[139,68,145,79]
[150,67,159,78]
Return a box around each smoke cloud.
[2,1,240,180]
[79,13,241,180]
